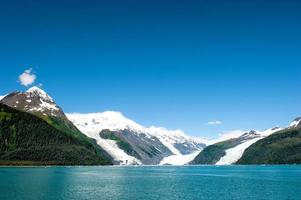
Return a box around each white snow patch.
[27,86,54,102]
[39,99,59,111]
[158,138,181,155]
[160,151,201,165]
[259,127,282,137]
[216,137,263,165]
[28,98,59,113]
[101,139,141,165]
[289,118,301,128]
[0,96,3,101]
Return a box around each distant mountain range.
[191,128,281,165]
[0,87,206,165]
[191,119,301,165]
[0,87,300,165]
[67,112,206,165]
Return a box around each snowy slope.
[216,127,282,165]
[0,87,91,141]
[65,112,142,165]
[0,87,62,117]
[216,137,263,165]
[26,86,60,114]
[85,131,140,165]
[289,117,301,128]
[67,112,207,165]
[160,150,201,165]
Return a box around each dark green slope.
[100,129,141,160]
[1,90,88,144]
[190,138,242,164]
[237,128,301,164]
[190,131,261,164]
[0,103,112,165]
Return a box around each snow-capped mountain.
[1,87,299,166]
[67,112,207,165]
[289,117,301,128]
[0,87,80,133]
[0,87,206,165]
[215,127,282,165]
[0,88,113,165]
[237,120,301,164]
[1,87,63,118]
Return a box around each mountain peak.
[239,130,260,139]
[27,86,45,93]
[26,86,53,102]
[249,130,258,135]
[0,86,62,118]
[289,117,301,128]
[66,111,204,141]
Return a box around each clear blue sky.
[0,0,300,138]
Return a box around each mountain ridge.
[237,126,301,164]
[0,87,300,165]
[191,127,283,165]
[67,111,206,165]
[0,87,206,165]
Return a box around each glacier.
[67,111,207,165]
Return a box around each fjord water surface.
[0,165,300,200]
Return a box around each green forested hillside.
[190,138,242,164]
[0,103,112,165]
[100,129,141,159]
[237,128,301,164]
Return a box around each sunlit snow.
[159,151,201,165]
[67,112,207,165]
[216,127,282,165]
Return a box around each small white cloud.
[207,120,222,125]
[18,68,36,87]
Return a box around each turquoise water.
[0,165,300,200]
